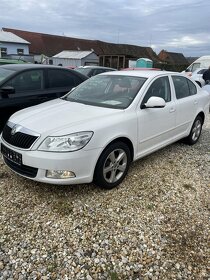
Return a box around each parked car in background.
[65,66,76,69]
[1,71,209,189]
[188,68,207,87]
[183,55,210,75]
[0,64,87,130]
[75,66,117,77]
[0,58,28,65]
[121,67,161,71]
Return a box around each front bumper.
[0,138,102,185]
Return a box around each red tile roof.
[3,27,159,61]
[158,50,189,65]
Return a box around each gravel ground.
[0,114,209,280]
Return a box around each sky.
[1,0,210,57]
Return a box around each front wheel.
[184,116,203,145]
[94,142,131,189]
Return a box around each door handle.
[194,100,198,104]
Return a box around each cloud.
[0,0,210,56]
[168,36,205,48]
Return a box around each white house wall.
[0,42,29,55]
[81,52,99,66]
[81,57,99,66]
[52,58,82,67]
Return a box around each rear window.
[75,68,90,76]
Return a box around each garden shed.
[52,50,99,67]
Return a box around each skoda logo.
[11,125,22,135]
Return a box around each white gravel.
[0,114,209,279]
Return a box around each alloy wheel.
[103,149,128,183]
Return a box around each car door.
[171,75,198,137]
[45,68,84,98]
[0,69,44,129]
[137,76,176,157]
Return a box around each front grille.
[2,124,39,149]
[3,156,38,178]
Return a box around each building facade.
[0,31,30,58]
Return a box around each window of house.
[1,48,7,57]
[17,49,24,55]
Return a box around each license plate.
[1,144,22,166]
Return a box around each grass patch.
[109,271,119,280]
[183,183,196,191]
[52,199,73,216]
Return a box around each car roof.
[102,70,177,78]
[78,66,116,70]
[121,67,161,71]
[0,64,72,71]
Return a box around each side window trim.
[187,78,197,96]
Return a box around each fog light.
[46,170,76,179]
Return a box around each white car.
[190,68,207,87]
[0,71,209,189]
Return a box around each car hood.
[9,98,122,135]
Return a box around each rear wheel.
[94,142,131,189]
[184,116,203,145]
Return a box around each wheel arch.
[94,136,134,173]
[196,111,205,125]
[107,137,134,161]
[93,137,134,188]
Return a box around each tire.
[94,142,131,189]
[184,116,203,145]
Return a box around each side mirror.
[143,96,166,109]
[0,86,15,98]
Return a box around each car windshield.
[75,68,90,76]
[0,68,15,82]
[64,75,147,109]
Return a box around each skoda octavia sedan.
[0,71,209,189]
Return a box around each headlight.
[38,131,93,152]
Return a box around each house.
[97,41,159,69]
[0,30,30,58]
[52,50,99,67]
[3,27,159,69]
[186,56,199,64]
[158,50,189,65]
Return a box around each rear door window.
[46,69,77,88]
[172,76,197,99]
